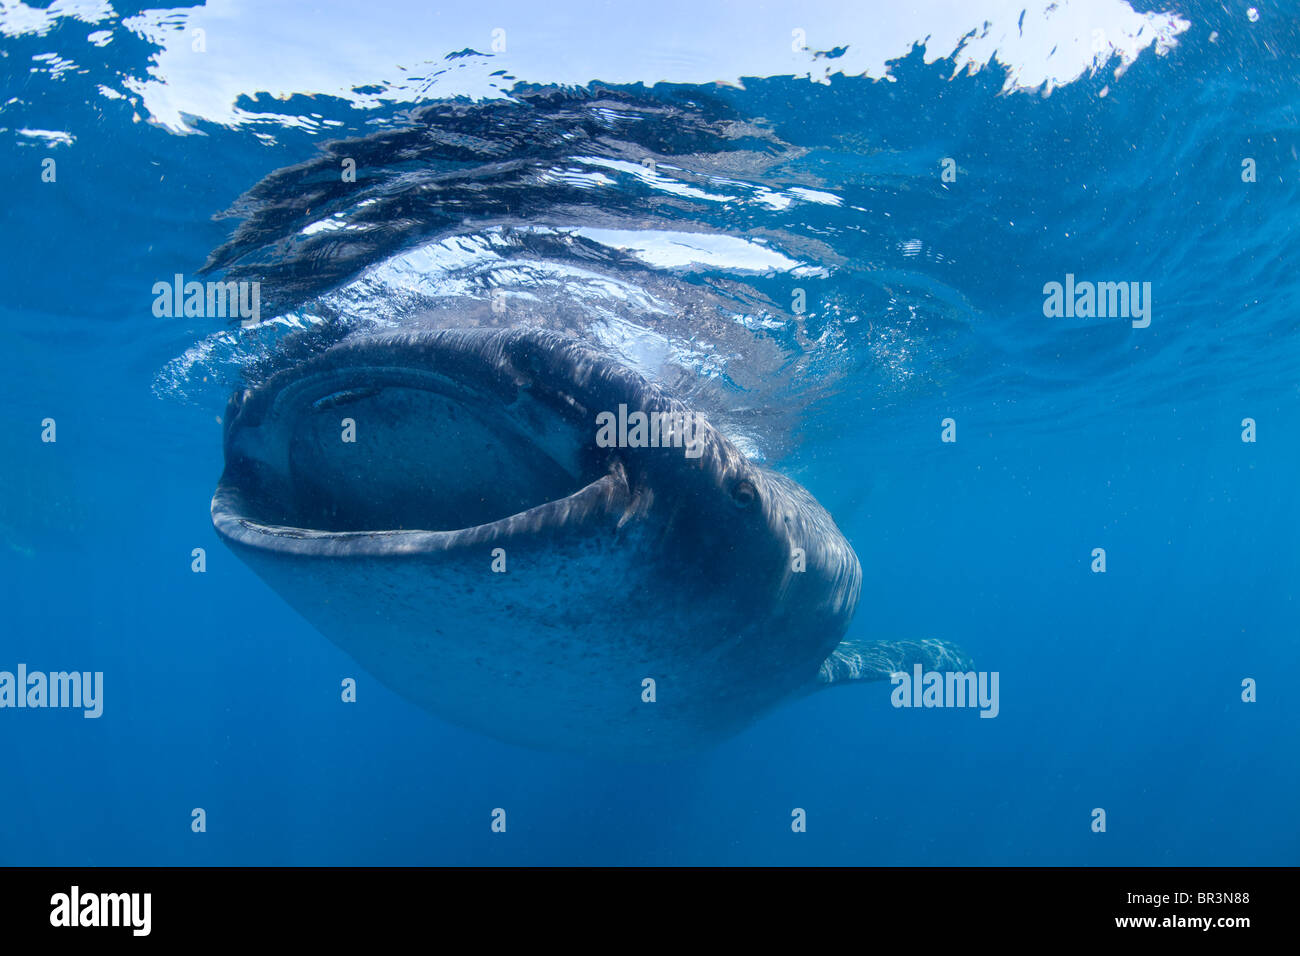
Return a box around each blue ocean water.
[1,0,1297,865]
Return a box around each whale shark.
[212,326,968,759]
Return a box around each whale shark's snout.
[213,326,867,759]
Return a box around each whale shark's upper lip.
[211,327,688,556]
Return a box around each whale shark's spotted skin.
[213,327,967,759]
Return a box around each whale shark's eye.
[731,479,757,509]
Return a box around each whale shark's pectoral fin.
[814,638,973,687]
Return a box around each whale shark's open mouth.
[212,328,647,546]
[248,376,599,533]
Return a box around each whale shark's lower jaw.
[212,327,861,760]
